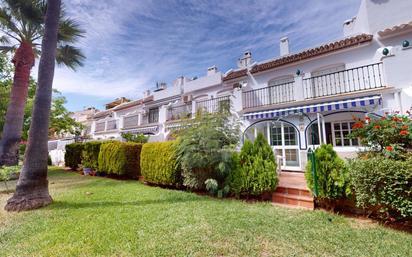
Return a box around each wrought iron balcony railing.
[303,62,384,99]
[195,96,231,113]
[242,81,295,109]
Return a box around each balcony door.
[244,121,300,170]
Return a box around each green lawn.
[0,168,411,257]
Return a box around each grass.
[0,168,411,257]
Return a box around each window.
[332,121,359,147]
[245,121,300,168]
[270,124,282,146]
[283,126,297,145]
[148,108,159,124]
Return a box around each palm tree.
[0,0,84,166]
[5,0,61,212]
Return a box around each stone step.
[275,186,312,197]
[272,192,314,209]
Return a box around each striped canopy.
[121,125,159,134]
[243,95,382,120]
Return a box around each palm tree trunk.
[5,0,61,212]
[0,42,34,166]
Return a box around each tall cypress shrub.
[229,133,278,197]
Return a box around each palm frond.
[4,0,45,27]
[55,45,85,70]
[0,45,16,54]
[0,35,10,44]
[0,7,21,37]
[58,18,85,43]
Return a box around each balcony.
[303,63,384,99]
[167,103,192,121]
[95,122,105,132]
[242,63,385,110]
[195,96,231,113]
[123,114,139,129]
[94,119,118,133]
[242,81,295,109]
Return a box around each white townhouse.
[89,0,412,172]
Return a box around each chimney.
[280,37,289,56]
[143,89,151,98]
[237,51,252,68]
[207,66,218,76]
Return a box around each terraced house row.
[85,0,412,172]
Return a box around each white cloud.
[52,0,360,109]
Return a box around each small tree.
[174,111,240,191]
[228,133,278,197]
[121,132,149,143]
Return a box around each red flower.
[401,125,408,130]
[373,125,381,129]
[400,130,409,136]
[352,122,364,129]
[386,146,394,152]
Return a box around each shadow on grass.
[49,196,208,210]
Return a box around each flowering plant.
[350,112,412,159]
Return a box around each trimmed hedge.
[81,141,103,170]
[98,141,142,178]
[65,143,84,170]
[140,141,180,186]
[349,156,412,219]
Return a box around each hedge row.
[349,156,412,219]
[140,141,180,186]
[98,141,142,178]
[65,143,83,170]
[81,141,103,170]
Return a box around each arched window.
[244,121,300,168]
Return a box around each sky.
[51,0,361,111]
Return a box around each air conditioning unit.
[182,94,192,103]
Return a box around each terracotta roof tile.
[378,21,412,38]
[222,34,373,81]
[222,69,248,82]
[251,34,373,74]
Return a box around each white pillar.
[159,105,167,124]
[294,74,304,101]
[119,117,124,130]
[191,100,196,116]
[232,88,243,113]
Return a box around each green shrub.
[305,144,351,199]
[349,156,412,219]
[122,132,149,143]
[350,113,412,159]
[228,133,278,197]
[64,143,84,170]
[98,141,142,178]
[140,141,180,186]
[81,141,103,170]
[0,165,20,191]
[175,111,240,191]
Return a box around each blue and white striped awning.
[243,95,382,120]
[121,125,159,134]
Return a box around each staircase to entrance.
[272,171,314,209]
